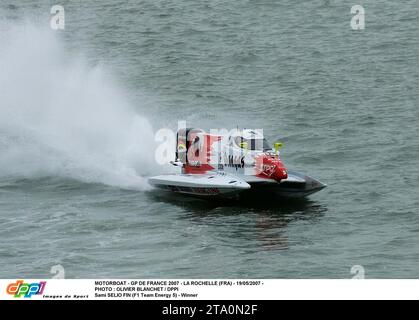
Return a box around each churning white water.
[0,22,155,190]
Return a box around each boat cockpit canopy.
[233,136,271,151]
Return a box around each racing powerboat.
[149,128,326,200]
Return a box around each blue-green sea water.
[0,1,418,278]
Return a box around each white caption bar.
[0,279,418,300]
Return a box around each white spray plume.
[0,22,156,190]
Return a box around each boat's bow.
[243,170,326,198]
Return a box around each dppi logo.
[6,280,46,298]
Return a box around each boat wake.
[0,22,156,190]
